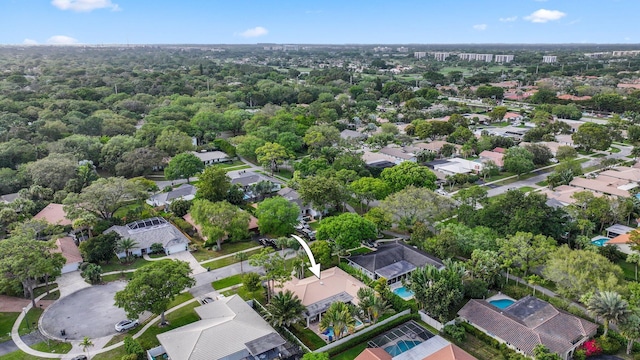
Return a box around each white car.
[115,319,139,332]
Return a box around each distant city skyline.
[0,0,637,45]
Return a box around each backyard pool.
[393,286,415,299]
[384,340,423,356]
[591,236,609,247]
[489,299,515,309]
[355,318,364,327]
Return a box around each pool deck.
[486,293,516,302]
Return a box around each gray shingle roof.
[104,217,189,250]
[148,184,196,205]
[348,242,444,277]
[458,297,597,357]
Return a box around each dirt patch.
[0,295,30,312]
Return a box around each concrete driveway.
[40,282,131,340]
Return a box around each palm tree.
[370,295,393,323]
[319,302,355,340]
[587,291,630,337]
[117,238,139,263]
[265,290,306,328]
[235,252,249,274]
[73,213,98,239]
[357,287,375,323]
[274,237,290,257]
[627,253,640,281]
[618,312,640,355]
[80,336,94,359]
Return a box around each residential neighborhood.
[5,13,640,360]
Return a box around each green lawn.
[18,307,43,336]
[536,180,548,187]
[33,283,57,298]
[290,323,326,350]
[212,274,243,290]
[609,146,621,153]
[41,290,60,301]
[222,285,267,305]
[0,341,71,360]
[276,169,294,179]
[102,272,134,282]
[331,342,369,360]
[616,259,638,281]
[519,186,535,193]
[224,165,251,172]
[167,292,194,308]
[192,241,259,262]
[215,160,244,168]
[100,257,155,273]
[202,249,263,270]
[0,312,19,342]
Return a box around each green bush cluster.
[442,323,466,342]
[123,336,144,359]
[596,335,622,355]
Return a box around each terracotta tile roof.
[54,237,83,265]
[423,344,476,360]
[607,233,630,244]
[34,203,72,226]
[355,348,393,360]
[458,297,597,357]
[280,267,367,308]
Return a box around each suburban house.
[34,203,73,227]
[458,296,597,360]
[606,233,634,254]
[0,192,19,204]
[361,151,401,168]
[599,166,640,182]
[430,158,483,175]
[151,295,296,360]
[228,170,281,200]
[503,112,524,122]
[340,129,367,141]
[519,141,565,156]
[346,242,445,285]
[277,187,323,219]
[413,141,462,157]
[378,146,417,163]
[605,224,636,238]
[146,184,197,208]
[478,150,504,168]
[569,176,634,198]
[280,267,367,327]
[538,185,598,207]
[104,217,190,258]
[192,150,232,166]
[356,335,476,360]
[53,237,83,273]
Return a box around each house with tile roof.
[153,295,295,360]
[458,296,597,360]
[356,334,476,360]
[191,150,232,166]
[34,203,73,226]
[347,242,444,285]
[104,217,190,258]
[54,237,83,273]
[280,266,367,327]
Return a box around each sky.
[0,0,637,45]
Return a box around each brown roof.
[423,344,476,360]
[355,348,393,360]
[608,233,630,244]
[280,267,367,308]
[569,177,631,197]
[478,150,504,167]
[458,297,597,357]
[34,203,72,226]
[54,237,83,265]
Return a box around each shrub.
[579,339,602,357]
[243,272,262,292]
[442,324,466,342]
[598,244,625,262]
[573,349,586,360]
[123,336,144,359]
[464,279,488,299]
[150,243,164,254]
[121,355,138,360]
[597,336,622,355]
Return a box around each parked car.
[71,356,87,360]
[200,296,214,305]
[115,319,139,332]
[299,228,316,240]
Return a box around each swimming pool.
[489,299,515,309]
[591,237,609,247]
[384,340,422,356]
[393,286,415,299]
[355,319,364,327]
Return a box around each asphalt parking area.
[40,281,130,340]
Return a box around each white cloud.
[46,35,79,45]
[238,26,268,38]
[499,16,518,22]
[23,39,38,45]
[473,24,487,31]
[524,9,566,23]
[51,0,120,12]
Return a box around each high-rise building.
[433,52,450,61]
[494,55,514,63]
[542,55,557,63]
[397,47,409,53]
[458,53,493,62]
[414,52,427,59]
[612,50,640,57]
